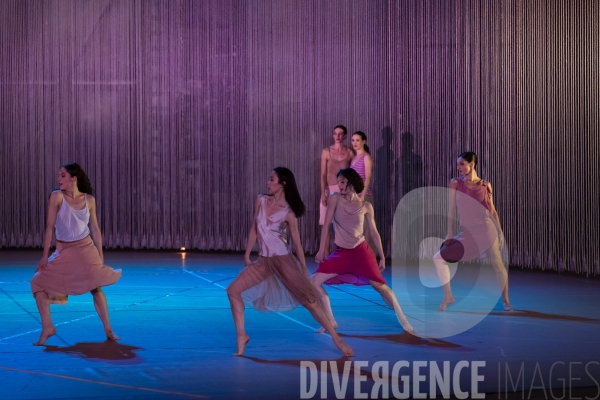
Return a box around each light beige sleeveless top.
[326,147,353,186]
[333,197,366,249]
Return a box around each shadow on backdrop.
[374,126,395,254]
[396,132,423,258]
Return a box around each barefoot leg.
[310,273,339,333]
[370,282,413,332]
[488,241,512,310]
[303,301,353,357]
[433,251,455,310]
[91,288,120,340]
[33,291,56,346]
[226,264,268,356]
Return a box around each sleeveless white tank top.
[256,196,291,257]
[55,193,91,242]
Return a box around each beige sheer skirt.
[239,254,320,312]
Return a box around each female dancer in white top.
[226,167,353,357]
[31,163,122,345]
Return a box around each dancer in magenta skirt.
[31,163,122,345]
[311,168,412,333]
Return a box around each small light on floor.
[180,247,186,251]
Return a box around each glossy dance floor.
[1,250,600,399]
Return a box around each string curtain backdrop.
[0,0,598,275]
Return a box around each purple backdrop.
[0,0,598,275]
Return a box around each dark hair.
[352,131,370,153]
[63,163,94,194]
[336,168,364,194]
[273,167,305,218]
[458,152,477,168]
[333,125,348,136]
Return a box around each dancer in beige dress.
[226,167,353,357]
[31,163,122,345]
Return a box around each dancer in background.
[319,125,354,254]
[226,167,353,357]
[350,131,376,252]
[31,163,122,345]
[311,168,413,334]
[434,152,512,311]
[350,131,373,202]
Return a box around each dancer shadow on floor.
[242,355,382,383]
[463,309,600,322]
[339,332,472,351]
[43,340,144,365]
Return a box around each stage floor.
[1,250,599,399]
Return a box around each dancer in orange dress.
[31,163,122,345]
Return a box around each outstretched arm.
[88,196,104,263]
[364,202,385,269]
[286,212,306,268]
[316,194,339,262]
[38,192,60,270]
[244,196,262,266]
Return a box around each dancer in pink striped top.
[350,131,373,202]
[350,131,376,252]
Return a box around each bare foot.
[33,326,56,346]
[437,296,455,311]
[315,321,338,334]
[400,317,414,333]
[233,334,250,356]
[503,302,514,312]
[106,330,121,341]
[332,337,353,357]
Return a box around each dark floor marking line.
[0,365,208,398]
[0,287,70,345]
